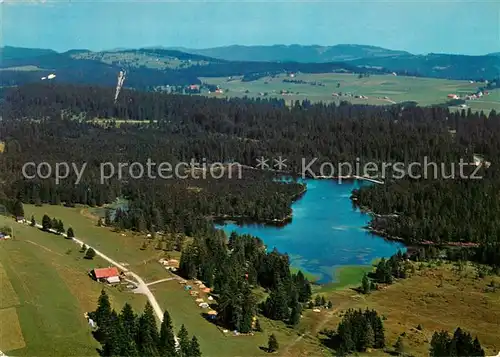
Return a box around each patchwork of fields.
[201,73,500,113]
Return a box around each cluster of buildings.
[447,90,489,101]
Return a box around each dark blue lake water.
[216,179,405,283]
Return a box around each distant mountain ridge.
[0,44,498,89]
[170,44,500,80]
[169,44,411,63]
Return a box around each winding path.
[22,222,164,322]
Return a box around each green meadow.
[200,73,500,113]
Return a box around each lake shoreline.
[212,175,382,226]
[216,178,406,285]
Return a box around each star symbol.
[256,157,270,170]
[273,156,287,171]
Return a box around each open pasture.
[292,263,500,357]
[201,73,500,112]
[0,215,147,356]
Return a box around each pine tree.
[188,336,202,357]
[362,273,371,294]
[255,319,263,332]
[105,209,112,226]
[137,302,159,357]
[268,334,279,353]
[314,295,321,306]
[57,219,65,234]
[67,227,75,238]
[13,200,24,217]
[177,324,190,357]
[430,331,451,357]
[30,215,36,226]
[85,247,96,259]
[95,289,112,342]
[120,303,137,339]
[80,243,87,252]
[264,281,289,321]
[327,301,333,309]
[102,310,123,356]
[159,310,177,356]
[42,214,51,231]
[394,336,406,356]
[372,314,385,348]
[289,300,301,326]
[120,331,139,357]
[363,323,375,350]
[320,295,326,306]
[51,217,58,230]
[472,337,485,357]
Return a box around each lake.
[216,179,405,283]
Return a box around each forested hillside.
[1,83,499,248]
[0,46,377,89]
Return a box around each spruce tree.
[430,331,451,357]
[57,219,65,234]
[177,324,190,357]
[289,300,301,326]
[188,336,202,357]
[102,310,122,356]
[51,217,58,230]
[159,310,177,356]
[264,281,289,321]
[95,289,112,342]
[255,319,263,332]
[30,215,36,227]
[13,200,24,218]
[394,336,406,356]
[472,337,485,357]
[42,214,51,231]
[105,209,112,226]
[137,302,159,357]
[268,334,279,353]
[362,273,371,294]
[85,247,96,259]
[120,303,137,339]
[314,295,321,306]
[363,324,375,350]
[120,331,139,357]
[67,227,75,238]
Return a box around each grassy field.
[0,214,147,356]
[24,204,172,282]
[290,262,500,357]
[200,73,500,113]
[317,265,374,293]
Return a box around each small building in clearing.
[91,267,121,284]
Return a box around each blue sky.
[2,0,499,55]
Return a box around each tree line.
[2,83,500,248]
[178,230,313,331]
[91,289,201,357]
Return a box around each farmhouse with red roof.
[90,267,121,284]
